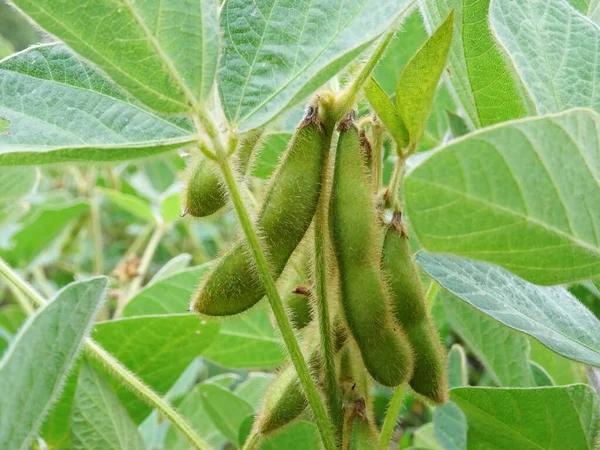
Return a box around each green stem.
[425,280,440,313]
[31,267,54,299]
[0,256,212,450]
[216,153,337,450]
[378,386,405,450]
[333,0,415,120]
[90,192,104,275]
[371,118,385,191]
[8,285,34,315]
[241,431,260,450]
[313,126,341,433]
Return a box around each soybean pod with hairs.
[382,212,448,404]
[182,130,263,218]
[191,105,326,316]
[329,112,414,387]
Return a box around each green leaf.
[234,373,273,408]
[418,252,600,368]
[419,0,531,128]
[0,200,89,267]
[450,385,600,449]
[259,420,321,450]
[0,277,108,450]
[12,0,220,112]
[529,361,554,387]
[71,361,145,450]
[0,167,37,203]
[0,304,27,334]
[202,306,286,369]
[219,0,413,131]
[441,291,534,387]
[414,423,444,450]
[434,402,467,450]
[0,44,195,166]
[97,187,155,223]
[92,314,219,423]
[123,265,210,316]
[160,192,181,224]
[252,133,292,180]
[148,253,192,284]
[405,109,600,285]
[199,383,254,444]
[491,0,600,114]
[364,77,408,146]
[0,35,14,59]
[396,11,453,147]
[445,109,469,138]
[528,338,583,386]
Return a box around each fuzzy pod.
[182,157,226,217]
[182,131,263,218]
[329,114,414,387]
[382,213,448,404]
[349,417,379,450]
[284,286,312,330]
[191,106,326,316]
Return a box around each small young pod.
[182,131,263,218]
[329,114,414,387]
[191,105,326,316]
[382,212,448,404]
[284,286,312,330]
[349,417,379,450]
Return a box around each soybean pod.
[191,105,326,316]
[382,212,448,404]
[329,112,414,387]
[182,131,263,217]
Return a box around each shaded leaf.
[529,361,554,387]
[12,0,220,112]
[149,253,192,284]
[0,167,37,203]
[418,252,600,367]
[71,361,145,450]
[364,77,408,146]
[451,385,600,449]
[419,0,531,128]
[0,44,194,165]
[259,420,321,450]
[396,11,454,147]
[0,277,108,450]
[219,0,413,130]
[405,109,600,285]
[98,187,155,223]
[528,338,583,386]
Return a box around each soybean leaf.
[445,109,469,138]
[591,0,600,26]
[122,265,286,368]
[364,77,409,146]
[97,187,156,224]
[11,0,220,113]
[148,253,192,284]
[419,252,600,368]
[405,109,600,285]
[199,383,254,444]
[0,35,13,59]
[528,338,583,386]
[202,306,286,369]
[447,344,468,389]
[234,373,273,407]
[441,291,534,387]
[0,167,37,204]
[123,265,210,316]
[159,191,182,224]
[0,44,195,166]
[219,0,413,131]
[71,361,145,450]
[0,305,27,335]
[40,368,80,449]
[92,314,219,423]
[396,11,453,147]
[0,200,89,267]
[491,0,600,114]
[259,420,321,450]
[252,133,292,180]
[529,361,554,387]
[0,277,108,450]
[451,385,600,449]
[419,0,531,128]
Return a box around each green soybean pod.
[349,417,379,450]
[382,212,447,404]
[191,105,326,316]
[329,114,414,387]
[284,286,312,330]
[182,131,263,218]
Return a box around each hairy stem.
[241,431,260,450]
[0,256,212,450]
[313,125,341,433]
[425,280,440,313]
[216,152,337,450]
[378,386,405,450]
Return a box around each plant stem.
[0,256,212,450]
[8,285,34,315]
[425,280,440,313]
[378,386,405,450]
[90,192,104,275]
[333,0,415,120]
[216,153,337,450]
[313,126,341,433]
[116,224,166,317]
[241,431,260,450]
[371,118,385,191]
[31,267,54,299]
[85,340,211,450]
